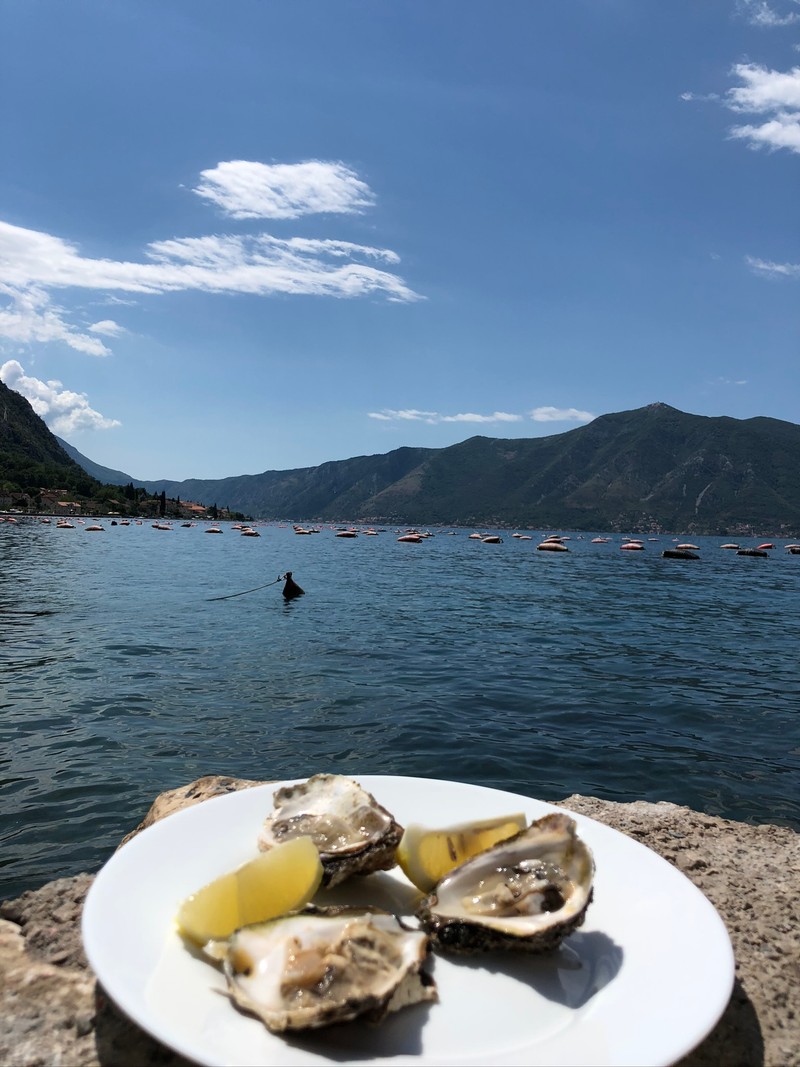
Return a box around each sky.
[1,0,798,481]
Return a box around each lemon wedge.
[396,813,527,893]
[176,836,323,946]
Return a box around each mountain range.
[53,402,800,535]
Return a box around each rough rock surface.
[0,777,797,1066]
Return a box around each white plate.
[82,776,734,1066]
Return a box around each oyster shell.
[213,905,436,1032]
[257,774,403,887]
[416,812,594,954]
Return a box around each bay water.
[2,520,798,900]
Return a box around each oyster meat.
[416,812,594,954]
[212,905,437,1032]
[257,774,403,887]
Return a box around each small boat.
[676,544,699,551]
[335,530,358,538]
[241,528,260,537]
[720,544,739,550]
[85,524,104,532]
[662,549,699,560]
[537,540,568,552]
[757,543,775,550]
[737,548,768,558]
[620,542,644,551]
[591,537,610,544]
[205,526,222,534]
[481,535,503,544]
[397,534,422,543]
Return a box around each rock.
[0,778,797,1066]
[116,774,263,848]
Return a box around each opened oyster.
[210,905,437,1032]
[257,774,403,887]
[416,812,594,954]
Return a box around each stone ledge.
[1,778,797,1066]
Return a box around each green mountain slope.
[0,381,98,497]
[22,399,800,533]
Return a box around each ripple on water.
[1,522,799,897]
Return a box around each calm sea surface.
[2,519,799,899]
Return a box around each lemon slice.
[176,836,323,946]
[396,813,527,893]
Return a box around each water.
[2,520,799,899]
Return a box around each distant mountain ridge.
[56,403,800,534]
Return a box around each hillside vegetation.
[0,382,219,519]
[6,387,800,533]
[66,402,800,535]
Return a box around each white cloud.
[724,63,800,153]
[368,409,522,425]
[680,92,720,102]
[0,284,110,356]
[746,255,800,277]
[88,319,125,336]
[0,162,419,356]
[529,406,595,423]
[193,160,375,219]
[726,63,800,112]
[368,407,595,426]
[737,0,800,27]
[0,359,121,433]
[441,411,522,423]
[729,113,800,151]
[0,221,419,305]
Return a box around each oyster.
[416,812,594,954]
[257,774,403,887]
[212,905,436,1032]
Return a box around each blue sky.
[1,0,798,480]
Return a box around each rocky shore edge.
[1,776,798,1066]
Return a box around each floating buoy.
[282,572,305,600]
